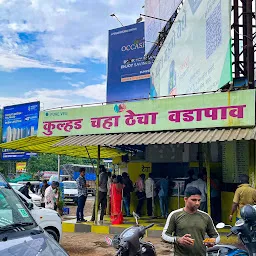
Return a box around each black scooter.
[105,212,156,256]
[207,204,256,256]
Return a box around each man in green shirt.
[162,186,220,256]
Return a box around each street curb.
[62,222,239,243]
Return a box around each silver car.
[0,174,68,255]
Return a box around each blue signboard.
[107,22,155,102]
[1,102,40,160]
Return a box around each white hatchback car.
[14,189,63,242]
[10,182,41,206]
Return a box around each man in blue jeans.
[158,175,169,218]
[76,167,89,223]
[122,172,133,217]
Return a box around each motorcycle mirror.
[105,236,113,246]
[216,222,226,229]
[133,211,140,219]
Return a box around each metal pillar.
[233,0,240,77]
[246,0,254,88]
[204,144,211,216]
[232,0,255,85]
[198,144,204,173]
[94,146,100,224]
[57,155,60,181]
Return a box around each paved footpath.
[61,232,173,256]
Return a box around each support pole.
[94,146,100,224]
[198,144,204,173]
[57,155,60,181]
[233,0,240,77]
[204,143,211,216]
[246,0,254,88]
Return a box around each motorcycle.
[105,212,156,256]
[207,204,256,256]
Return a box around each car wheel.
[45,228,59,242]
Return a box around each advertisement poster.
[16,162,27,173]
[144,0,182,54]
[150,0,232,97]
[38,90,255,137]
[2,102,40,160]
[107,22,155,102]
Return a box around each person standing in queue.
[145,173,155,217]
[122,172,133,217]
[91,165,108,224]
[135,174,146,217]
[76,167,89,223]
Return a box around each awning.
[0,136,125,158]
[53,126,256,147]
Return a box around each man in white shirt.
[44,181,59,210]
[186,173,207,212]
[145,173,155,217]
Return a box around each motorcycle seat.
[207,244,238,252]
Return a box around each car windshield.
[0,177,35,229]
[10,183,23,191]
[64,182,77,189]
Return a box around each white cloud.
[0,49,85,73]
[68,81,85,87]
[101,74,107,80]
[13,82,107,109]
[0,0,144,64]
[62,75,72,80]
[75,83,106,102]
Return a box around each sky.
[0,0,144,110]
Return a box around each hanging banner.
[2,102,40,160]
[150,0,232,97]
[16,162,27,173]
[38,90,255,137]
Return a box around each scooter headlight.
[112,235,120,249]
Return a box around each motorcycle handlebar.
[115,248,123,256]
[144,223,154,230]
[227,231,233,238]
[116,242,128,256]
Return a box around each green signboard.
[38,90,255,137]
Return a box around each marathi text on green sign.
[38,90,255,137]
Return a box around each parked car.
[63,181,78,204]
[0,174,68,255]
[9,182,41,207]
[14,189,62,242]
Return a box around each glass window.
[10,183,23,191]
[0,177,35,229]
[64,182,78,189]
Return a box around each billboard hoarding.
[16,162,27,173]
[38,90,255,137]
[144,0,182,54]
[107,22,155,102]
[150,0,232,97]
[2,102,40,160]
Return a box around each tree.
[26,153,98,174]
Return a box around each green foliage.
[26,153,97,173]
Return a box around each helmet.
[240,205,256,222]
